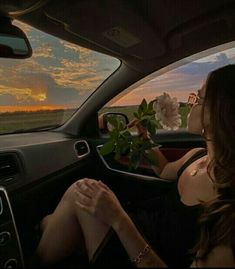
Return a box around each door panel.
[87,128,205,208]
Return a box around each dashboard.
[0,131,92,267]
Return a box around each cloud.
[179,50,235,76]
[0,20,121,112]
[33,44,54,58]
[60,41,91,56]
[1,19,121,107]
[112,46,235,106]
[0,69,82,106]
[0,82,47,104]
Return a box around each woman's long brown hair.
[193,65,235,260]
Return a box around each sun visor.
[167,7,235,51]
[44,0,165,60]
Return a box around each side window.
[99,72,191,130]
[99,41,235,131]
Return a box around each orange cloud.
[0,84,47,103]
[0,22,119,112]
[60,41,92,56]
[33,45,54,58]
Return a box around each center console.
[0,187,24,268]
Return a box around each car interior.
[1,0,235,267]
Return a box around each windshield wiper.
[3,124,62,135]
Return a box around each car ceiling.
[1,0,235,75]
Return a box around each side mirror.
[0,17,32,59]
[99,112,129,133]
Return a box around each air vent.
[74,140,90,158]
[0,154,19,179]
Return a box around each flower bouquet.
[100,93,182,171]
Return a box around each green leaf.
[147,121,156,136]
[146,110,156,116]
[138,103,143,115]
[100,141,115,156]
[101,97,163,171]
[142,98,147,112]
[133,111,139,119]
[107,116,118,128]
[139,119,149,129]
[140,115,152,121]
[138,98,147,115]
[119,120,126,131]
[122,130,132,139]
[109,129,119,140]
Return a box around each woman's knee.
[40,214,52,232]
[62,181,79,204]
[62,178,94,205]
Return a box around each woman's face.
[187,84,207,134]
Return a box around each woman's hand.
[74,178,126,228]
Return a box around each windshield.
[0,20,120,134]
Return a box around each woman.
[35,65,235,267]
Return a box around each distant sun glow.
[36,93,47,101]
[0,105,66,113]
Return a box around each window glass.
[0,20,120,134]
[100,41,235,130]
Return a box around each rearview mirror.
[0,17,32,59]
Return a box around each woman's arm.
[128,118,205,181]
[112,210,167,267]
[75,179,235,268]
[75,179,167,267]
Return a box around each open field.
[0,109,76,134]
[0,104,189,134]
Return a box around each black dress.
[90,149,207,267]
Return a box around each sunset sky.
[1,21,235,112]
[112,42,235,106]
[0,21,120,112]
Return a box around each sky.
[112,43,235,106]
[1,21,235,112]
[0,21,119,112]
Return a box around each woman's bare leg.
[36,182,110,265]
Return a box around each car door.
[87,56,212,209]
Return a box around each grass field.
[0,109,76,134]
[0,104,189,134]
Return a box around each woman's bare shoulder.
[175,147,207,170]
[179,147,206,166]
[160,147,206,180]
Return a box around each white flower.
[154,92,182,130]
